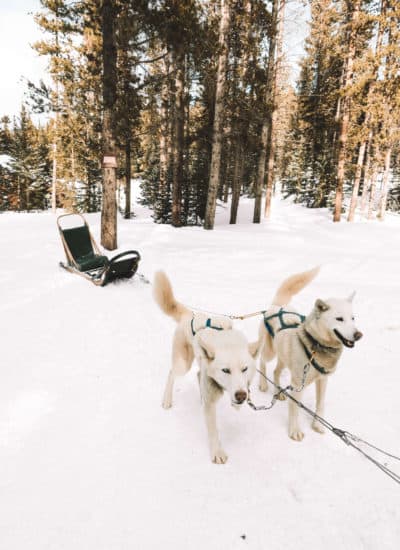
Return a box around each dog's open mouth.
[334,329,355,348]
[231,399,246,407]
[231,397,247,407]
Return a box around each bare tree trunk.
[253,0,279,223]
[183,62,191,224]
[377,146,392,220]
[71,141,76,182]
[229,145,243,224]
[101,0,118,250]
[264,0,285,219]
[347,133,368,222]
[333,0,360,222]
[17,176,21,212]
[171,46,185,227]
[367,163,379,220]
[51,5,60,214]
[158,54,170,222]
[204,0,231,230]
[51,140,57,212]
[124,140,131,219]
[360,136,372,216]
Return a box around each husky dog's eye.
[222,368,231,374]
[242,367,248,373]
[335,317,344,322]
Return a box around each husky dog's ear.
[196,335,215,361]
[347,291,356,302]
[248,340,262,359]
[315,298,330,312]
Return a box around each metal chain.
[247,355,313,411]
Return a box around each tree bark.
[101,0,117,250]
[158,55,170,222]
[264,0,285,219]
[253,0,279,223]
[171,46,185,227]
[229,145,243,224]
[347,133,368,222]
[333,0,360,222]
[377,146,392,220]
[367,163,379,220]
[51,140,57,212]
[124,140,131,219]
[204,0,231,230]
[360,136,372,216]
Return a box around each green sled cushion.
[76,253,108,272]
[62,225,108,272]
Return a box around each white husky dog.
[258,267,363,441]
[153,271,260,464]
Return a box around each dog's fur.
[258,267,363,441]
[153,271,260,464]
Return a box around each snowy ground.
[1,192,400,550]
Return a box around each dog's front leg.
[288,388,304,441]
[162,370,175,409]
[312,377,327,433]
[259,355,268,392]
[203,399,227,464]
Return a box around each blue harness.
[191,317,225,336]
[263,308,306,338]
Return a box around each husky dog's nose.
[354,331,363,341]
[234,390,247,404]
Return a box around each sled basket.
[57,213,140,286]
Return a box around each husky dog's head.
[308,293,363,348]
[193,329,260,406]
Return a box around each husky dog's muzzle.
[232,389,247,406]
[334,329,363,348]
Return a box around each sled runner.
[57,213,141,286]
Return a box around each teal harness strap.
[263,308,306,338]
[299,339,329,375]
[191,317,225,336]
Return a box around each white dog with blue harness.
[153,271,261,463]
[257,267,363,441]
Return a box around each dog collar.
[303,328,340,353]
[299,338,330,375]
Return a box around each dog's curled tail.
[153,271,191,322]
[272,266,320,306]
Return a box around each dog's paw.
[259,379,268,392]
[289,429,304,441]
[212,449,228,464]
[162,398,172,409]
[312,421,325,434]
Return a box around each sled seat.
[57,214,141,286]
[61,226,109,271]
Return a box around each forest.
[0,0,399,238]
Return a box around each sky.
[0,0,48,119]
[0,0,309,120]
